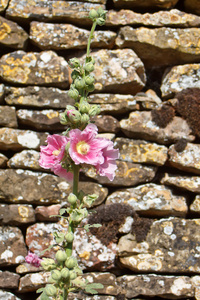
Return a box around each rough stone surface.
[92,115,120,133]
[190,195,200,214]
[116,27,200,67]
[0,16,28,49]
[0,271,20,289]
[5,86,74,108]
[0,50,69,87]
[18,271,50,292]
[6,0,106,25]
[0,128,47,151]
[161,63,200,98]
[83,160,157,187]
[0,153,8,167]
[120,111,195,144]
[16,262,43,274]
[30,22,116,50]
[114,137,168,166]
[0,204,35,225]
[7,150,41,170]
[113,0,178,9]
[168,142,200,174]
[161,173,200,193]
[106,9,200,27]
[35,204,61,222]
[0,226,27,266]
[0,105,17,128]
[82,49,146,94]
[119,217,200,273]
[106,183,188,217]
[0,290,21,300]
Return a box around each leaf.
[84,223,102,232]
[53,231,65,244]
[59,208,67,216]
[85,283,104,294]
[40,244,54,255]
[36,288,45,294]
[40,292,50,300]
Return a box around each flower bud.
[89,9,98,20]
[68,110,81,124]
[96,17,106,26]
[80,114,90,125]
[65,232,74,243]
[59,112,68,125]
[79,100,90,114]
[45,284,57,297]
[74,78,85,89]
[67,193,77,205]
[87,84,95,92]
[69,270,77,280]
[68,88,79,100]
[61,267,70,279]
[71,70,80,80]
[55,250,68,263]
[84,62,94,73]
[88,104,101,116]
[41,258,56,271]
[51,269,62,281]
[85,75,95,86]
[68,58,80,69]
[65,256,77,269]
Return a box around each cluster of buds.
[89,6,107,25]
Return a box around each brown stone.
[116,27,200,67]
[106,8,200,27]
[5,86,74,108]
[0,271,20,289]
[35,204,61,222]
[120,111,195,144]
[161,173,200,193]
[184,0,200,15]
[82,49,146,94]
[0,204,35,225]
[6,0,106,26]
[0,128,47,151]
[16,262,43,274]
[30,22,116,50]
[106,183,188,217]
[0,226,27,266]
[92,115,120,133]
[18,271,50,292]
[0,50,69,88]
[7,150,41,170]
[0,15,28,49]
[0,83,4,104]
[0,105,17,127]
[114,137,168,166]
[118,217,200,273]
[161,63,200,99]
[113,0,178,9]
[83,160,157,187]
[0,153,8,167]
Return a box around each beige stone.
[7,150,41,170]
[190,195,200,213]
[0,153,8,167]
[161,173,200,193]
[0,106,17,128]
[113,0,178,9]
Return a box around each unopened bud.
[85,75,95,85]
[68,193,77,205]
[96,17,106,26]
[79,100,90,114]
[65,232,74,243]
[74,78,85,89]
[41,258,56,271]
[68,88,79,100]
[71,70,80,80]
[45,284,57,297]
[88,104,101,116]
[61,267,70,279]
[89,9,98,20]
[55,250,68,263]
[87,84,95,92]
[69,270,77,280]
[68,58,80,69]
[51,269,62,281]
[80,113,90,125]
[65,256,77,269]
[68,110,81,124]
[84,62,94,73]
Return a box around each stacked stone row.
[1,0,200,299]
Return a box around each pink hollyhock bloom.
[96,139,119,181]
[68,123,105,165]
[39,134,73,181]
[25,251,42,268]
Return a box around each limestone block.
[0,204,35,225]
[7,150,41,170]
[92,115,120,133]
[0,105,17,127]
[0,50,69,87]
[106,183,188,217]
[0,153,8,167]
[30,22,116,50]
[0,290,21,300]
[161,173,200,193]
[190,195,200,213]
[120,111,195,144]
[18,271,50,293]
[113,0,178,9]
[0,271,20,289]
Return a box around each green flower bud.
[68,57,80,69]
[68,110,81,124]
[87,84,95,92]
[80,113,90,125]
[74,78,85,89]
[67,193,77,205]
[88,104,101,116]
[59,112,68,125]
[61,267,70,279]
[97,7,107,18]
[79,100,90,114]
[41,258,56,271]
[55,250,68,263]
[45,284,57,297]
[69,270,77,280]
[65,232,74,243]
[89,9,98,20]
[51,269,62,281]
[85,75,95,85]
[68,88,79,100]
[47,276,56,283]
[71,70,80,80]
[65,256,77,269]
[84,62,94,73]
[96,17,106,26]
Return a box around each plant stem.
[86,21,97,57]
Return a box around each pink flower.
[25,251,42,268]
[39,134,73,181]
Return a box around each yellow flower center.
[76,141,90,155]
[53,149,61,156]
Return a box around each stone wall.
[1,0,200,299]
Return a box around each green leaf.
[53,231,65,244]
[84,223,102,232]
[40,292,50,300]
[36,287,45,293]
[85,283,104,294]
[59,208,67,216]
[40,244,54,255]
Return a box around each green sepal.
[85,283,104,294]
[84,223,102,232]
[53,231,65,244]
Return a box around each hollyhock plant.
[25,251,42,268]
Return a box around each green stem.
[86,21,97,57]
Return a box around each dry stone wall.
[1,0,200,299]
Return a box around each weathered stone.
[106,183,188,217]
[0,16,28,49]
[0,204,35,225]
[118,217,200,273]
[161,63,200,99]
[8,150,41,170]
[5,86,74,108]
[168,142,200,174]
[0,290,21,300]
[0,128,47,151]
[116,27,200,67]
[68,295,118,300]
[161,173,200,193]
[114,137,168,166]
[120,111,195,144]
[0,0,9,13]
[0,50,69,87]
[6,0,105,25]
[184,0,200,15]
[0,271,20,289]
[0,105,17,127]
[0,226,27,266]
[35,204,61,222]
[18,271,50,292]
[82,49,146,94]
[113,0,178,9]
[0,153,8,167]
[16,263,43,274]
[190,195,200,213]
[106,8,200,27]
[117,274,194,298]
[0,83,4,104]
[30,22,116,50]
[83,161,157,187]
[92,115,120,133]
